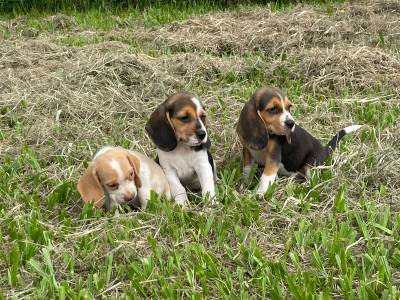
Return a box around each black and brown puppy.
[145,92,216,207]
[237,87,362,195]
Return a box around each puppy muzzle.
[284,119,295,144]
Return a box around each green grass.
[1,0,400,298]
[1,148,399,298]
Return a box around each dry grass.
[0,0,400,297]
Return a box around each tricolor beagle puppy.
[145,92,216,206]
[237,87,362,195]
[77,146,170,210]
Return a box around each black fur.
[236,97,268,150]
[207,149,215,174]
[276,126,351,172]
[145,102,177,152]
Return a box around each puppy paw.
[174,194,188,207]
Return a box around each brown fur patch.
[263,138,281,176]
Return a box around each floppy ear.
[77,164,105,208]
[126,152,142,188]
[236,97,268,150]
[145,103,177,151]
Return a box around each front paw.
[174,193,188,207]
[203,190,216,205]
[256,174,276,195]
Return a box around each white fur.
[109,159,123,180]
[157,143,215,206]
[343,125,362,134]
[191,97,208,144]
[256,174,276,195]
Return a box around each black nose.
[285,119,295,129]
[196,130,206,140]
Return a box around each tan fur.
[126,152,142,188]
[77,164,105,207]
[263,139,280,176]
[77,147,170,210]
[257,96,292,136]
[77,149,141,207]
[169,105,199,140]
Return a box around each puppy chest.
[171,159,196,180]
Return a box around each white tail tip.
[343,125,363,134]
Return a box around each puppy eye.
[107,183,119,190]
[179,115,190,123]
[268,107,277,113]
[200,113,206,121]
[288,105,293,111]
[129,171,134,178]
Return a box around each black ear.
[145,103,177,151]
[236,96,268,150]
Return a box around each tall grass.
[0,0,344,16]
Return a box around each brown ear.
[77,164,105,208]
[145,102,177,151]
[126,152,142,188]
[236,95,268,150]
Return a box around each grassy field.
[1,0,400,298]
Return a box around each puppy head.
[77,148,142,208]
[145,92,209,151]
[237,87,295,149]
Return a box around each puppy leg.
[278,163,293,177]
[242,147,253,184]
[194,159,216,204]
[256,164,279,195]
[297,165,311,181]
[256,140,281,195]
[137,188,151,210]
[164,168,188,206]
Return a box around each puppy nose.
[124,193,134,202]
[285,119,295,129]
[196,130,206,140]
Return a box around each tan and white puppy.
[237,87,362,195]
[145,92,216,206]
[77,146,170,210]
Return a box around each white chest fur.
[157,144,208,181]
[157,144,215,205]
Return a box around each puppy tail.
[317,125,363,164]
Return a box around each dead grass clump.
[42,14,77,29]
[0,39,253,165]
[287,46,400,95]
[135,2,400,56]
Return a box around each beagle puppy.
[237,87,362,195]
[145,92,216,206]
[77,146,170,210]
